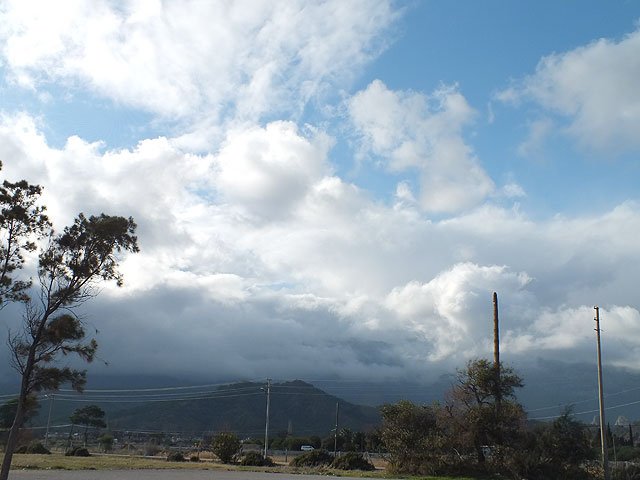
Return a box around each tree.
[211,432,241,464]
[365,429,382,453]
[98,433,114,453]
[0,213,138,480]
[380,400,444,474]
[69,405,106,447]
[352,431,366,452]
[339,427,354,451]
[0,162,50,307]
[444,358,525,464]
[506,408,594,479]
[539,409,594,468]
[0,397,39,430]
[0,396,39,448]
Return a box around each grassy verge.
[11,453,218,471]
[9,453,485,479]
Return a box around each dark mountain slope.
[104,380,379,436]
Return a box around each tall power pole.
[493,292,501,402]
[493,292,502,443]
[44,394,54,448]
[594,306,610,480]
[333,402,339,457]
[264,378,271,459]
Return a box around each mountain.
[21,380,380,437]
[4,359,640,435]
[107,380,379,436]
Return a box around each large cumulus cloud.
[2,112,639,385]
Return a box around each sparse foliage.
[0,162,50,307]
[331,451,375,471]
[65,446,90,457]
[506,409,595,479]
[98,433,114,452]
[444,359,525,464]
[211,432,241,464]
[0,396,39,429]
[379,360,528,477]
[289,449,333,467]
[380,400,441,474]
[166,451,186,462]
[1,211,138,480]
[240,451,274,466]
[70,405,107,447]
[14,441,50,455]
[539,408,593,466]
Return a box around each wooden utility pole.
[493,292,501,402]
[493,292,502,444]
[594,306,610,480]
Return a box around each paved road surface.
[10,470,385,480]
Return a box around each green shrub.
[289,449,333,467]
[166,451,186,462]
[98,433,114,452]
[190,455,200,462]
[144,444,161,456]
[331,451,375,471]
[615,446,640,462]
[211,432,241,464]
[15,441,50,455]
[240,451,274,466]
[612,462,640,480]
[65,446,90,457]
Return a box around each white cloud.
[500,182,526,198]
[348,80,494,213]
[1,113,640,382]
[503,305,640,371]
[214,122,332,221]
[500,26,640,152]
[0,0,397,129]
[384,263,533,361]
[516,117,554,157]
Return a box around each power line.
[56,382,259,393]
[46,392,264,403]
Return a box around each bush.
[211,432,241,464]
[612,462,640,480]
[289,449,333,467]
[331,451,375,471]
[98,433,114,452]
[240,451,275,466]
[615,446,640,462]
[65,446,90,457]
[190,455,200,462]
[144,444,162,456]
[166,451,186,462]
[15,441,50,454]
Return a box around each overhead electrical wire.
[3,378,640,421]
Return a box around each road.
[10,469,387,480]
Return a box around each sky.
[1,0,640,391]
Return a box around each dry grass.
[11,453,222,471]
[11,452,371,474]
[9,453,482,479]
